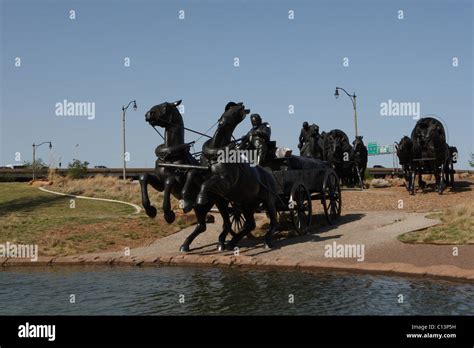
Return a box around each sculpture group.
[139,100,458,252]
[298,122,368,188]
[140,100,342,252]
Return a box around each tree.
[66,159,89,179]
[470,153,474,168]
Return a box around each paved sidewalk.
[4,210,473,281]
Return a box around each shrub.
[66,160,89,179]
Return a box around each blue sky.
[1,0,472,168]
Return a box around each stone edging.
[2,254,474,282]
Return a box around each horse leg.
[179,202,212,252]
[139,173,164,218]
[436,163,446,195]
[196,174,230,206]
[355,164,363,189]
[163,176,176,223]
[263,200,278,249]
[226,209,256,250]
[215,198,233,252]
[402,166,408,191]
[410,169,416,195]
[450,162,455,188]
[181,170,199,213]
[446,163,452,187]
[418,171,426,190]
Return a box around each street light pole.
[335,87,358,137]
[32,141,52,181]
[121,100,137,181]
[32,144,36,180]
[353,93,358,138]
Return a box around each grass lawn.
[0,182,192,256]
[399,203,474,245]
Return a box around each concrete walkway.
[4,210,474,281]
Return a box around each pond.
[0,266,472,315]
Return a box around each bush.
[66,160,89,179]
[364,168,374,180]
[23,158,47,172]
[0,173,15,182]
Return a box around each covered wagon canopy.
[410,117,446,143]
[327,129,350,144]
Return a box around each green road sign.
[367,142,396,156]
[368,142,378,155]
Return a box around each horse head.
[353,135,364,150]
[396,136,414,164]
[145,100,185,148]
[145,100,183,128]
[210,102,250,148]
[218,102,249,129]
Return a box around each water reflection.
[0,266,472,315]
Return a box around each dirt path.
[5,209,473,281]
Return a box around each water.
[0,266,473,315]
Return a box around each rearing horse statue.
[139,100,233,252]
[139,100,190,222]
[181,102,279,250]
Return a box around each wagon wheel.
[229,203,245,237]
[322,170,342,224]
[228,203,256,239]
[289,183,312,235]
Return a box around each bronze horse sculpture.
[182,102,280,250]
[411,117,449,194]
[139,100,233,252]
[397,117,452,195]
[302,126,362,187]
[352,135,368,187]
[395,135,416,194]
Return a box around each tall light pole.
[335,87,358,137]
[75,144,79,161]
[32,141,52,180]
[122,100,137,181]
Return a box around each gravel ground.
[341,179,473,213]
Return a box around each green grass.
[0,183,188,256]
[399,203,474,245]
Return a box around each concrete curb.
[2,254,474,282]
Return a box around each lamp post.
[75,144,79,161]
[32,141,52,180]
[122,100,137,181]
[335,87,358,137]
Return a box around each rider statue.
[298,121,311,155]
[241,113,271,165]
[298,121,320,156]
